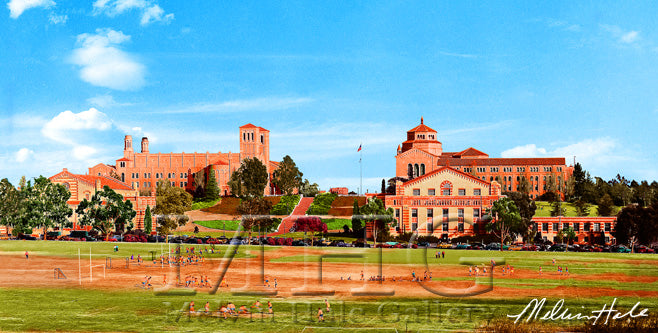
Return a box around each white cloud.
[7,0,54,19]
[42,108,113,145]
[438,51,478,59]
[620,31,639,44]
[48,12,66,24]
[500,144,548,158]
[15,148,34,162]
[501,137,616,160]
[93,0,174,26]
[160,97,315,114]
[72,145,97,160]
[86,94,132,108]
[71,28,146,90]
[600,24,641,45]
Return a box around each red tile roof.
[239,123,270,132]
[116,157,131,161]
[453,147,488,158]
[408,123,437,133]
[75,175,135,191]
[403,166,490,187]
[437,157,566,166]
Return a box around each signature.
[507,298,649,325]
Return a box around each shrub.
[306,193,338,215]
[270,195,300,215]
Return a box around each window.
[442,208,449,219]
[411,209,418,218]
[442,222,448,232]
[543,223,549,232]
[180,182,185,187]
[473,189,481,196]
[261,134,264,143]
[412,222,418,231]
[441,182,452,196]
[490,167,499,172]
[458,189,466,196]
[427,208,433,218]
[605,223,611,232]
[120,162,125,168]
[593,223,600,232]
[553,223,559,232]
[458,209,464,221]
[412,189,420,196]
[428,189,435,196]
[584,223,590,232]
[573,223,580,232]
[473,208,480,219]
[427,223,434,233]
[458,223,464,232]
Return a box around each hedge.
[270,195,300,215]
[306,193,338,215]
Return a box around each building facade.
[532,216,617,244]
[396,118,573,199]
[49,168,156,232]
[385,166,503,239]
[89,123,280,196]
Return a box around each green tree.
[144,205,153,234]
[76,185,136,241]
[228,157,268,198]
[559,226,576,245]
[614,202,658,248]
[237,197,273,239]
[597,194,614,216]
[271,155,303,195]
[381,179,386,194]
[0,179,24,235]
[572,163,587,200]
[193,170,206,199]
[574,200,590,216]
[485,197,523,249]
[358,197,394,245]
[299,179,319,197]
[205,166,220,201]
[503,191,536,241]
[154,180,192,236]
[351,198,363,232]
[22,176,72,238]
[550,199,565,217]
[518,176,531,194]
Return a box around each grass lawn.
[534,201,620,217]
[190,199,221,211]
[0,288,654,332]
[322,218,351,231]
[194,220,242,231]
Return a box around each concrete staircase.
[269,196,315,236]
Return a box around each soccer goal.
[53,267,67,280]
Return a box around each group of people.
[435,251,446,259]
[188,300,274,318]
[178,275,211,288]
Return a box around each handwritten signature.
[507,298,649,325]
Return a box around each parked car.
[522,244,537,251]
[635,245,655,253]
[548,244,567,252]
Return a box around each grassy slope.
[534,201,620,217]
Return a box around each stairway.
[269,196,315,236]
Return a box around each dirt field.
[1,247,656,300]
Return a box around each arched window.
[407,164,413,178]
[414,164,419,178]
[420,164,425,176]
[121,173,125,182]
[441,181,452,196]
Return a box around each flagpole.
[359,144,362,195]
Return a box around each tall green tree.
[228,157,268,198]
[358,197,394,244]
[76,185,136,240]
[0,179,24,234]
[271,155,303,195]
[205,167,220,201]
[381,179,386,194]
[597,194,614,216]
[237,197,273,239]
[144,205,153,234]
[503,191,536,241]
[22,176,72,238]
[574,200,590,216]
[614,202,658,248]
[299,179,319,197]
[154,180,192,236]
[485,197,523,248]
[572,163,587,200]
[193,170,206,199]
[351,198,362,232]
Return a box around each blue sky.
[1,0,657,192]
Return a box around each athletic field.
[0,240,656,332]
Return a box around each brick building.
[396,118,573,199]
[89,123,280,196]
[385,166,503,239]
[49,168,156,233]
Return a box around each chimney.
[141,137,149,153]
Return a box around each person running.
[274,278,278,289]
[318,308,324,322]
[25,251,28,259]
[360,270,364,280]
[189,301,195,313]
[268,301,273,314]
[204,302,210,314]
[468,266,472,276]
[325,299,331,312]
[252,300,262,311]
[539,265,543,276]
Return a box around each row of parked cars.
[434,241,655,253]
